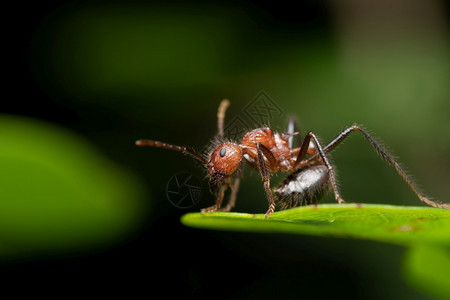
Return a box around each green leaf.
[181,204,450,247]
[403,246,450,300]
[0,115,148,259]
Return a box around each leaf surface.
[181,204,450,247]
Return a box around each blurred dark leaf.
[0,115,148,259]
[403,246,450,300]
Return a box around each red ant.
[136,99,449,218]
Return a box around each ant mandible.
[136,99,449,218]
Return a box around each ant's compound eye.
[219,148,226,157]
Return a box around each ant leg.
[295,132,345,205]
[293,133,313,167]
[201,183,228,213]
[256,142,276,218]
[217,99,230,138]
[301,125,449,209]
[219,165,243,212]
[286,116,300,149]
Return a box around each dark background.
[2,0,449,298]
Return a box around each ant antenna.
[136,139,208,165]
[217,99,230,138]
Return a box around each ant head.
[207,142,242,192]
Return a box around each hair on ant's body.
[136,99,449,218]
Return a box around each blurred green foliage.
[0,115,148,259]
[404,246,450,300]
[12,0,450,297]
[30,2,450,207]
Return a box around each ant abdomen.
[273,165,331,209]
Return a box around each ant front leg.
[218,165,243,212]
[256,142,277,219]
[295,132,345,205]
[201,182,228,213]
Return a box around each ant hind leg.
[301,125,449,209]
[295,132,345,205]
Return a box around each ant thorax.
[240,128,296,172]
